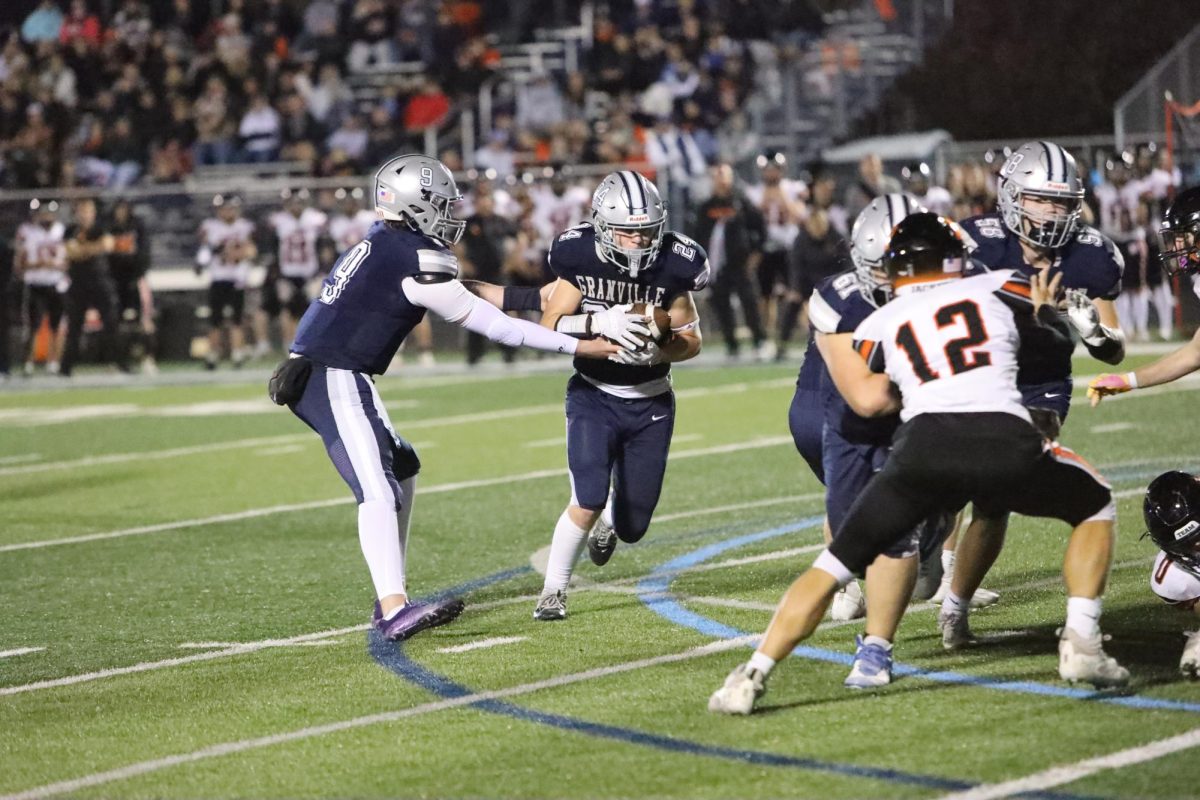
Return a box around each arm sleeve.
[501,285,545,312]
[402,277,577,355]
[993,283,1076,371]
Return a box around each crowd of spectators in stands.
[0,0,830,192]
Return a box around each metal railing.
[1115,22,1200,150]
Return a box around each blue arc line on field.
[636,519,1200,715]
[372,630,974,794]
[373,564,1093,800]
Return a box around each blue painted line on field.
[373,556,1099,798]
[370,629,983,794]
[637,520,1200,716]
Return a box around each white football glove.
[1064,289,1101,340]
[590,304,651,349]
[608,338,664,366]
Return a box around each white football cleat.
[1058,627,1129,688]
[830,580,866,622]
[1181,631,1200,679]
[532,590,567,621]
[938,608,974,650]
[708,664,766,715]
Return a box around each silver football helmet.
[850,193,925,305]
[374,154,465,246]
[592,170,666,278]
[997,141,1084,250]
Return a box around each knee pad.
[392,438,421,481]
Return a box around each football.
[629,303,673,348]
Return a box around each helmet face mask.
[592,170,666,278]
[1145,470,1200,578]
[850,193,925,306]
[998,141,1084,250]
[374,154,466,247]
[1158,186,1200,277]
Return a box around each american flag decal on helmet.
[377,188,395,204]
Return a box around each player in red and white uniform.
[529,173,591,252]
[744,152,806,357]
[709,213,1126,715]
[268,188,329,348]
[16,199,68,375]
[198,194,256,369]
[328,187,377,254]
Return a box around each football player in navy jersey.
[530,170,709,621]
[792,194,968,687]
[277,155,623,643]
[937,141,1128,649]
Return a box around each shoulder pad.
[663,231,710,290]
[416,247,459,279]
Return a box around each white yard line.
[254,445,306,457]
[931,725,1200,800]
[1,436,794,554]
[0,626,366,698]
[1089,422,1136,434]
[654,493,824,524]
[0,647,44,659]
[436,636,529,654]
[0,635,757,800]
[0,454,40,465]
[178,641,336,649]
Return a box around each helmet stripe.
[632,173,648,210]
[615,171,636,211]
[1041,141,1061,183]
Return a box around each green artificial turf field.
[3,354,1200,799]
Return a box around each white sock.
[863,635,893,651]
[358,498,406,599]
[600,492,615,530]
[396,475,415,583]
[941,548,955,577]
[543,510,589,592]
[1066,596,1102,638]
[941,590,969,615]
[748,651,776,677]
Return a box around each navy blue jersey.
[962,213,1124,388]
[292,222,451,374]
[962,214,1124,300]
[806,270,899,444]
[549,223,709,386]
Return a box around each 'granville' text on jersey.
[573,275,667,308]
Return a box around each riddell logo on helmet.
[1043,182,1071,191]
[1175,521,1200,540]
[626,214,650,223]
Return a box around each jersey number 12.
[895,300,991,383]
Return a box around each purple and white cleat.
[373,597,465,642]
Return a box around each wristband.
[1127,372,1138,389]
